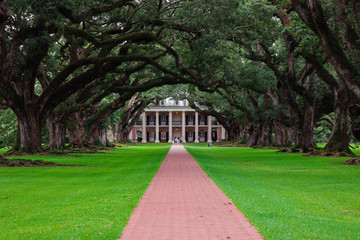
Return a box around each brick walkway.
[120,144,263,240]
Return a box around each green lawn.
[185,143,360,240]
[0,144,170,240]
[0,147,10,154]
[316,142,360,149]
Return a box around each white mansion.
[129,98,226,143]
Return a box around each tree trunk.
[16,113,43,153]
[292,92,317,152]
[247,126,259,147]
[54,120,66,150]
[116,129,130,142]
[258,117,271,147]
[227,125,241,142]
[46,116,56,150]
[116,121,131,142]
[298,97,316,152]
[87,127,107,146]
[260,123,270,147]
[47,113,67,150]
[324,89,353,154]
[68,113,88,148]
[106,127,116,143]
[273,122,283,146]
[274,122,292,147]
[68,111,109,148]
[68,126,88,148]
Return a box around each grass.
[316,142,360,149]
[184,143,360,240]
[0,147,10,154]
[0,143,170,240]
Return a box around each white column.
[168,111,173,142]
[182,111,186,142]
[208,115,212,143]
[195,112,199,143]
[216,127,221,142]
[142,113,147,143]
[129,129,133,141]
[155,111,160,143]
[221,126,226,140]
[132,128,137,142]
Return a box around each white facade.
[129,98,226,143]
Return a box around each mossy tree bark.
[47,114,67,150]
[15,111,43,153]
[227,125,241,142]
[324,89,354,154]
[300,42,355,155]
[298,97,317,152]
[293,73,318,152]
[67,112,91,149]
[259,117,272,146]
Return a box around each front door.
[173,128,181,140]
[212,129,217,142]
[161,131,168,142]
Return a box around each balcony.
[172,120,182,126]
[140,120,212,126]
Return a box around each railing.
[172,121,182,125]
[141,121,212,126]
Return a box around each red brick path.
[120,144,263,240]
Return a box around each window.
[188,131,193,138]
[199,115,205,124]
[148,115,155,125]
[149,131,155,141]
[161,131,167,139]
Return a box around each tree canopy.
[0,0,359,156]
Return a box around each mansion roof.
[146,98,194,112]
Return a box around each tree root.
[344,158,360,165]
[215,141,246,147]
[278,143,324,154]
[309,149,355,157]
[0,155,81,167]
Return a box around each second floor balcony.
[172,120,182,126]
[134,115,217,127]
